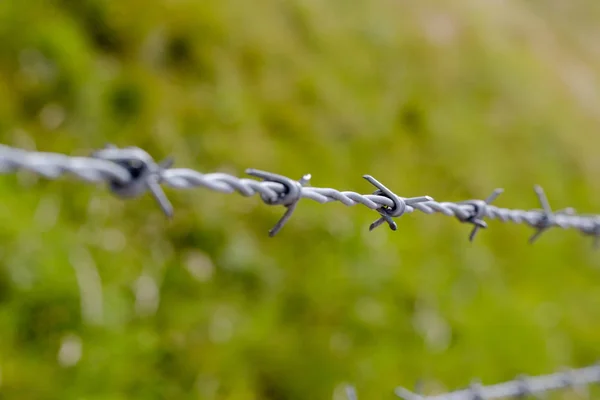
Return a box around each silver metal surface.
[395,364,600,399]
[2,143,600,242]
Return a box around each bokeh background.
[1,0,600,399]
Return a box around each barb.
[91,144,175,218]
[394,363,600,400]
[456,188,503,242]
[2,143,600,242]
[528,185,557,244]
[363,174,432,231]
[245,169,311,236]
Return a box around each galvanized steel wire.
[2,143,600,241]
[394,363,600,399]
[341,363,600,399]
[1,143,600,398]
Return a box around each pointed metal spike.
[298,174,311,186]
[457,188,503,242]
[488,188,504,203]
[268,202,299,237]
[534,185,552,214]
[158,156,175,170]
[147,176,174,218]
[363,175,429,232]
[529,227,547,244]
[246,169,309,236]
[369,215,397,231]
[469,226,480,242]
[405,196,433,205]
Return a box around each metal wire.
[1,143,599,241]
[2,143,599,397]
[395,363,600,399]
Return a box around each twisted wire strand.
[395,363,600,400]
[0,144,131,183]
[1,144,600,238]
[2,144,600,396]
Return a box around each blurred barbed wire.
[342,363,600,399]
[1,143,600,243]
[397,363,600,399]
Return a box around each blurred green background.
[1,0,600,399]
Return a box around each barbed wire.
[1,143,600,243]
[342,363,600,399]
[2,144,599,396]
[395,363,600,400]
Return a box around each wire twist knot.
[245,169,311,236]
[456,188,503,241]
[91,145,174,217]
[363,175,432,231]
[528,185,575,244]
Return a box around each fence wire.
[342,363,600,399]
[1,143,600,242]
[393,363,600,399]
[2,144,600,399]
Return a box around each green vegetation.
[1,0,600,398]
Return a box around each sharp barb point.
[529,229,545,244]
[148,180,174,218]
[406,195,433,205]
[363,174,429,231]
[486,188,504,203]
[457,188,501,241]
[534,185,552,214]
[245,171,309,236]
[469,227,479,242]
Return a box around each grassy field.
[1,0,600,399]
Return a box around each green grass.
[1,0,600,399]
